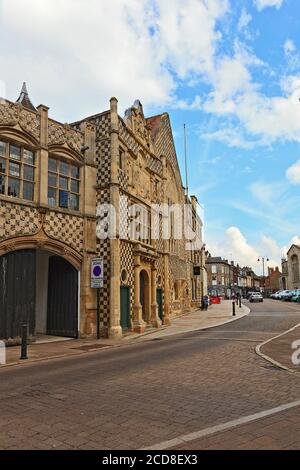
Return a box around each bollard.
[232,301,236,317]
[239,297,242,308]
[20,323,28,360]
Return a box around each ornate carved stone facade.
[0,85,205,342]
[0,85,97,342]
[75,97,205,337]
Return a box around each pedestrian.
[200,296,208,311]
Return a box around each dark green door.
[157,288,163,321]
[120,287,131,330]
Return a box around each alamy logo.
[291,340,300,366]
[0,341,6,365]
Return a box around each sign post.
[91,258,104,339]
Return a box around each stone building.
[206,256,233,298]
[73,99,205,337]
[280,258,288,290]
[0,83,97,344]
[286,244,300,290]
[0,86,205,342]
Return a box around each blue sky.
[0,0,300,272]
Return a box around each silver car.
[249,293,263,303]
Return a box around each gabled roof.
[146,112,183,189]
[287,244,300,255]
[15,82,36,112]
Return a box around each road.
[1,299,300,450]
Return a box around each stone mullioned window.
[47,157,80,211]
[0,139,35,201]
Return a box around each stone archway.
[0,248,79,342]
[140,269,150,323]
[282,277,286,290]
[292,255,300,284]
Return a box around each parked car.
[249,292,263,303]
[247,291,257,300]
[277,290,291,300]
[270,291,280,299]
[284,289,300,301]
[291,294,300,303]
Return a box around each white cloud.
[0,0,229,121]
[284,39,296,55]
[249,181,286,204]
[238,9,252,32]
[284,39,300,71]
[254,0,283,11]
[204,71,300,146]
[286,160,300,184]
[292,236,300,245]
[207,226,299,272]
[202,126,256,149]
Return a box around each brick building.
[0,86,205,343]
[265,267,281,293]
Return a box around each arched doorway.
[292,255,299,284]
[282,277,286,290]
[140,270,150,323]
[0,248,79,342]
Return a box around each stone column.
[37,105,49,207]
[108,97,122,339]
[151,263,161,328]
[163,253,171,325]
[133,255,146,333]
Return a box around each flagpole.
[184,123,189,198]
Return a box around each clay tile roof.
[15,82,37,112]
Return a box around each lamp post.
[257,256,269,294]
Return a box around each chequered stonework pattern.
[97,139,111,186]
[118,168,128,191]
[97,189,111,332]
[150,115,182,189]
[0,202,40,240]
[97,238,111,332]
[93,112,111,141]
[120,240,134,315]
[44,212,84,252]
[48,120,84,153]
[0,101,40,141]
[120,192,129,239]
[156,256,164,290]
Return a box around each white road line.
[142,399,300,450]
[256,321,300,374]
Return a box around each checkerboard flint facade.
[74,98,206,337]
[0,86,206,341]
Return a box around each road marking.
[256,321,300,374]
[142,399,300,450]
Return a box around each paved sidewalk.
[128,300,250,341]
[1,300,249,368]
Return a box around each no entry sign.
[91,257,104,288]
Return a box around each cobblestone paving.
[0,300,300,450]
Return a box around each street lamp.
[257,256,269,292]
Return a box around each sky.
[0,0,300,274]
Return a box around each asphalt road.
[1,299,300,450]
